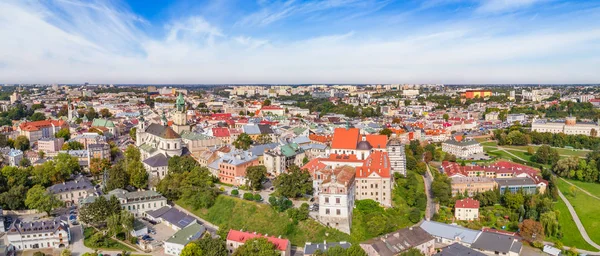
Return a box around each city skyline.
[1,0,599,84]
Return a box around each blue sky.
[0,0,599,84]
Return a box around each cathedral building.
[171,92,191,134]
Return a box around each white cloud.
[0,0,599,84]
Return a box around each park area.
[556,178,600,250]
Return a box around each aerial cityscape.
[1,1,600,256]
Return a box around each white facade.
[7,219,70,251]
[317,169,355,234]
[441,140,483,159]
[455,207,479,221]
[532,117,600,136]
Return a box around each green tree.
[129,127,136,141]
[106,161,129,191]
[262,99,272,106]
[89,158,111,179]
[409,208,421,223]
[379,128,393,138]
[532,145,559,165]
[246,165,267,190]
[86,107,98,120]
[181,243,204,256]
[25,185,63,215]
[442,113,449,121]
[255,134,273,144]
[540,211,559,237]
[62,141,84,150]
[14,135,30,151]
[100,108,112,118]
[0,185,28,210]
[232,238,279,256]
[60,249,71,256]
[233,133,253,150]
[195,235,228,256]
[274,165,313,198]
[129,161,149,189]
[503,192,525,209]
[54,153,81,179]
[29,112,47,121]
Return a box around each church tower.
[136,110,146,147]
[172,92,191,134]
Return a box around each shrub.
[253,194,262,201]
[129,236,138,244]
[33,252,45,256]
[231,189,239,196]
[243,193,254,200]
[408,208,421,223]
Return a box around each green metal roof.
[281,143,304,157]
[165,222,205,245]
[92,118,115,127]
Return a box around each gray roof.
[494,177,536,187]
[221,150,257,166]
[145,123,181,139]
[7,217,69,235]
[148,206,198,229]
[471,231,522,254]
[434,243,486,256]
[249,143,279,156]
[443,139,480,147]
[143,153,169,167]
[304,241,351,254]
[48,176,94,194]
[300,143,328,151]
[361,227,434,256]
[420,221,481,244]
[243,124,261,135]
[292,136,311,144]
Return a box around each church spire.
[176,92,186,112]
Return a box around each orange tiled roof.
[365,134,387,149]
[331,128,360,150]
[19,120,66,132]
[355,151,391,178]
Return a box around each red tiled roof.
[301,158,328,174]
[19,120,66,132]
[365,134,387,149]
[212,127,230,137]
[455,198,480,209]
[356,151,391,178]
[309,134,331,143]
[331,128,360,150]
[226,230,289,251]
[261,106,283,110]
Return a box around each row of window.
[21,233,54,238]
[124,201,164,211]
[324,209,342,215]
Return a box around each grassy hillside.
[178,196,351,246]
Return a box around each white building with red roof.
[355,151,393,207]
[455,198,480,221]
[328,128,388,160]
[316,165,356,234]
[17,119,68,144]
[259,105,285,116]
[226,229,291,256]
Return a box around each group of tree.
[103,146,149,191]
[531,145,559,165]
[79,195,122,226]
[274,165,313,198]
[246,165,267,190]
[0,152,81,212]
[553,150,600,183]
[157,155,218,210]
[180,234,228,256]
[312,244,368,256]
[233,133,253,150]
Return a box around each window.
[336,209,341,215]
[326,209,330,215]
[336,198,340,204]
[325,197,329,204]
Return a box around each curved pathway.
[560,178,600,201]
[557,187,600,250]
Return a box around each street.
[423,164,437,220]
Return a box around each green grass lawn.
[550,197,597,251]
[83,227,133,252]
[562,178,600,196]
[557,178,600,247]
[177,196,351,246]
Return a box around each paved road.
[423,164,436,220]
[557,186,600,251]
